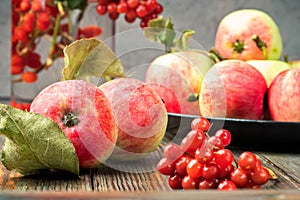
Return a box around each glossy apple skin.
[145,50,213,115]
[30,80,118,168]
[147,83,181,113]
[268,68,300,122]
[215,9,282,60]
[246,60,291,87]
[199,60,268,120]
[99,78,168,160]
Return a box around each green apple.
[215,9,283,60]
[246,60,291,87]
[289,60,300,69]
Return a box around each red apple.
[145,49,213,115]
[147,83,181,113]
[199,60,268,120]
[246,60,291,87]
[30,80,118,168]
[99,78,168,160]
[214,9,282,60]
[268,68,300,122]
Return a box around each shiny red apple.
[99,77,168,160]
[30,80,118,168]
[145,49,213,115]
[268,68,300,122]
[199,60,268,120]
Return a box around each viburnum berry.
[109,12,119,20]
[136,4,148,18]
[163,143,182,162]
[214,149,234,168]
[125,9,137,23]
[191,117,210,132]
[175,156,192,176]
[21,71,38,83]
[218,180,237,190]
[168,173,183,190]
[13,26,27,41]
[20,0,31,12]
[145,0,158,13]
[78,26,102,38]
[194,143,214,164]
[157,157,175,176]
[157,116,273,190]
[155,3,163,14]
[249,166,270,185]
[202,163,220,180]
[96,4,107,15]
[186,159,203,179]
[238,151,257,171]
[181,175,199,190]
[180,130,205,155]
[31,0,43,12]
[117,2,128,13]
[230,168,249,187]
[107,2,117,14]
[215,129,231,147]
[127,0,140,9]
[198,179,218,189]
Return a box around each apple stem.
[63,112,80,127]
[252,35,268,59]
[209,48,226,63]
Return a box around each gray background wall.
[1,0,300,102]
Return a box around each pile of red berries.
[157,117,271,190]
[11,0,103,110]
[94,0,163,28]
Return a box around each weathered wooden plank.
[0,190,300,200]
[0,163,93,192]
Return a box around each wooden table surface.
[0,103,299,199]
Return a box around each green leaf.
[0,104,79,175]
[175,30,196,51]
[144,16,167,43]
[144,16,195,53]
[62,38,124,80]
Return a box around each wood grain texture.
[0,132,299,194]
[0,190,300,200]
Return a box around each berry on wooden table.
[157,116,274,190]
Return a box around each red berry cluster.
[157,117,271,190]
[11,0,102,110]
[94,0,163,28]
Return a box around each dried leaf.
[0,104,79,175]
[62,38,124,80]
